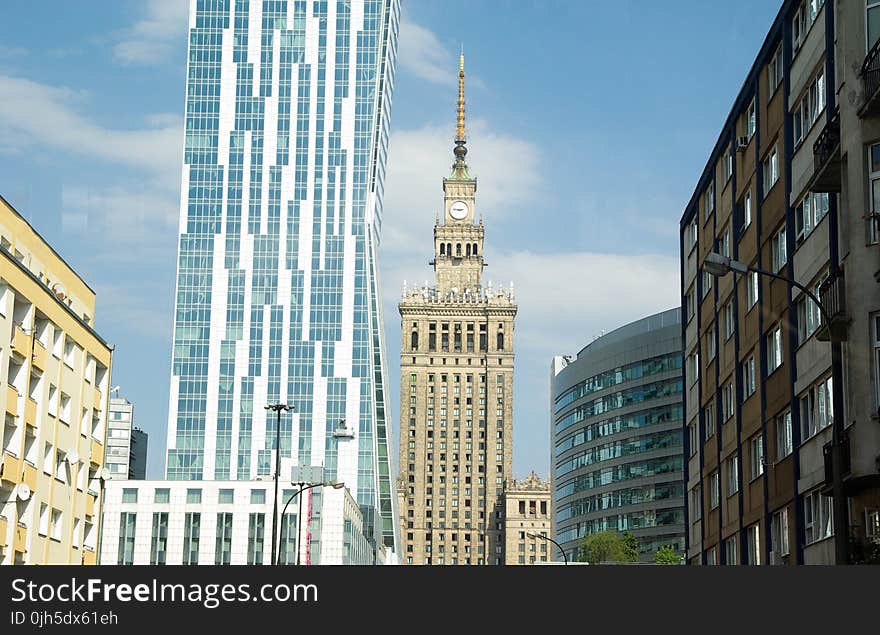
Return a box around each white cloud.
[113,0,188,66]
[381,119,542,265]
[398,21,456,86]
[61,184,178,242]
[0,75,182,184]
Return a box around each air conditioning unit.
[736,136,750,152]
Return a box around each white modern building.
[99,479,379,565]
[164,0,400,556]
[106,396,147,480]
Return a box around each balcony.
[22,461,37,491]
[5,384,18,417]
[859,38,880,118]
[0,451,22,485]
[90,438,103,466]
[816,271,850,342]
[24,397,36,430]
[82,548,97,565]
[31,341,46,371]
[11,324,30,359]
[13,523,27,553]
[808,110,842,193]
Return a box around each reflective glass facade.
[551,308,685,562]
[166,0,401,551]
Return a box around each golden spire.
[451,49,469,178]
[456,50,466,142]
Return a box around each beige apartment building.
[0,194,112,564]
[397,55,517,565]
[503,472,552,565]
[682,0,880,565]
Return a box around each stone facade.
[397,55,517,565]
[503,472,553,565]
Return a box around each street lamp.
[276,479,345,565]
[527,532,568,565]
[265,404,293,566]
[702,251,848,564]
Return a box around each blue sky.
[0,0,782,480]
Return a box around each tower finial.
[452,50,469,178]
[456,51,466,143]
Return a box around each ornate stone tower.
[397,54,517,565]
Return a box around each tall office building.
[0,194,112,565]
[397,56,518,565]
[107,396,148,480]
[551,308,685,563]
[682,0,880,565]
[165,0,401,552]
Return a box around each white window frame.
[746,269,759,309]
[763,146,779,195]
[769,45,783,94]
[869,0,880,52]
[804,488,834,544]
[691,485,702,521]
[868,144,880,245]
[750,433,765,480]
[771,224,787,273]
[742,191,752,230]
[795,192,829,245]
[767,325,783,374]
[701,268,713,299]
[709,471,720,509]
[775,410,793,461]
[724,300,735,340]
[742,355,756,400]
[706,325,716,362]
[726,455,739,496]
[704,404,715,440]
[723,383,735,422]
[747,100,756,139]
[800,375,834,440]
[747,524,761,565]
[797,274,826,345]
[725,535,738,565]
[688,421,698,457]
[771,507,790,562]
[793,67,826,148]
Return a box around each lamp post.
[702,252,848,564]
[275,480,345,565]
[527,532,568,565]
[265,404,293,566]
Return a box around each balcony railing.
[809,110,842,193]
[816,270,849,342]
[859,37,880,117]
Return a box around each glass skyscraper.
[165,0,400,551]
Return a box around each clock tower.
[434,53,484,296]
[398,53,517,566]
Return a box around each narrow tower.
[398,55,517,565]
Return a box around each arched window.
[466,244,472,257]
[440,243,445,256]
[456,243,462,257]
[473,243,478,256]
[447,242,452,256]
[496,332,504,351]
[411,331,419,351]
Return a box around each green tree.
[654,545,680,564]
[578,530,639,564]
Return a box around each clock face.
[449,200,469,220]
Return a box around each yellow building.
[0,194,111,564]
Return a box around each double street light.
[265,404,293,566]
[702,252,848,564]
[277,479,345,566]
[527,532,568,565]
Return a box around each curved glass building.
[550,308,684,562]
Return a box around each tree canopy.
[578,530,639,564]
[654,545,680,564]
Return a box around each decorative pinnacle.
[456,51,466,143]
